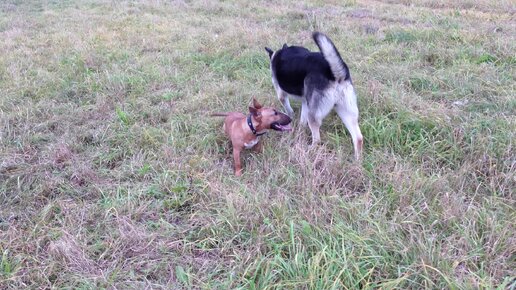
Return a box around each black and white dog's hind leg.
[334,81,363,160]
[300,99,309,127]
[304,79,335,145]
[306,98,334,145]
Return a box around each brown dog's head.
[249,98,292,132]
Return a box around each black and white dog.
[265,32,363,160]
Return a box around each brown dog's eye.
[274,111,278,115]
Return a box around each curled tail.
[210,112,229,117]
[312,32,350,82]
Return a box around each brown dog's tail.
[210,112,229,117]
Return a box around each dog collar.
[247,114,266,136]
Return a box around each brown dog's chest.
[244,137,260,149]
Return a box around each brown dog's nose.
[270,112,293,132]
[277,111,291,122]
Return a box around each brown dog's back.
[222,112,245,138]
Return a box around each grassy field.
[1,0,515,288]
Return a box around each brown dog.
[212,98,292,176]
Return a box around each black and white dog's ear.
[264,47,274,58]
[282,43,288,49]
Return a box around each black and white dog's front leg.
[279,93,294,118]
[273,82,294,117]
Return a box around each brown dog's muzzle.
[270,113,292,132]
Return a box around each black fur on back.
[271,45,335,96]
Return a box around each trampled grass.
[1,0,514,289]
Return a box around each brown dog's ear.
[252,98,263,109]
[249,107,260,117]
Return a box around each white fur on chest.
[244,137,260,149]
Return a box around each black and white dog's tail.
[312,32,350,82]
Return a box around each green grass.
[1,0,515,289]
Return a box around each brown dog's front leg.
[233,148,243,176]
[252,140,263,153]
